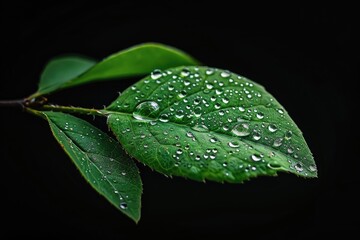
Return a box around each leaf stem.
[0,99,25,108]
[40,104,106,116]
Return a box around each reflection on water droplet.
[151,69,162,80]
[232,123,250,136]
[294,163,303,172]
[192,124,209,132]
[251,154,262,161]
[268,124,278,132]
[133,101,159,121]
[120,202,128,209]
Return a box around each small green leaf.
[43,111,142,222]
[36,56,96,97]
[33,43,199,97]
[106,67,317,183]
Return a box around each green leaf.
[37,56,97,96]
[106,66,317,183]
[33,43,199,97]
[43,111,142,222]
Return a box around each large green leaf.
[33,43,199,97]
[43,111,142,222]
[106,66,317,183]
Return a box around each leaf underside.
[106,66,317,183]
[43,111,142,222]
[34,43,199,97]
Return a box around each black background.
[0,2,357,239]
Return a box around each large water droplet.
[133,101,160,121]
[267,162,282,169]
[232,123,250,136]
[191,124,209,132]
[251,154,262,161]
[194,106,202,117]
[268,124,278,132]
[151,69,162,80]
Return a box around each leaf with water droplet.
[32,43,199,97]
[43,111,142,222]
[106,66,317,183]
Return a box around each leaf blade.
[34,43,199,96]
[43,111,142,222]
[107,67,317,183]
[36,56,97,96]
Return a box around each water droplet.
[239,106,245,112]
[206,69,214,75]
[285,130,293,140]
[232,123,250,136]
[214,103,221,109]
[168,85,174,91]
[222,162,228,167]
[256,112,264,119]
[253,132,261,141]
[287,147,294,154]
[215,89,223,95]
[267,162,282,169]
[251,154,262,161]
[120,202,128,209]
[195,155,201,161]
[176,149,183,155]
[268,124,278,132]
[209,137,218,143]
[121,172,126,176]
[228,141,240,148]
[151,69,162,80]
[181,68,190,77]
[273,138,283,147]
[222,98,229,104]
[247,94,252,99]
[184,80,191,86]
[191,124,209,132]
[278,109,284,114]
[194,106,202,117]
[219,110,225,116]
[309,164,317,172]
[159,114,169,122]
[114,190,119,194]
[178,90,187,98]
[222,125,229,131]
[206,83,214,89]
[294,163,303,172]
[133,101,159,121]
[221,71,230,78]
[186,131,194,138]
[175,110,184,119]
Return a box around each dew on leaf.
[133,101,159,121]
[232,123,250,136]
[151,69,162,80]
